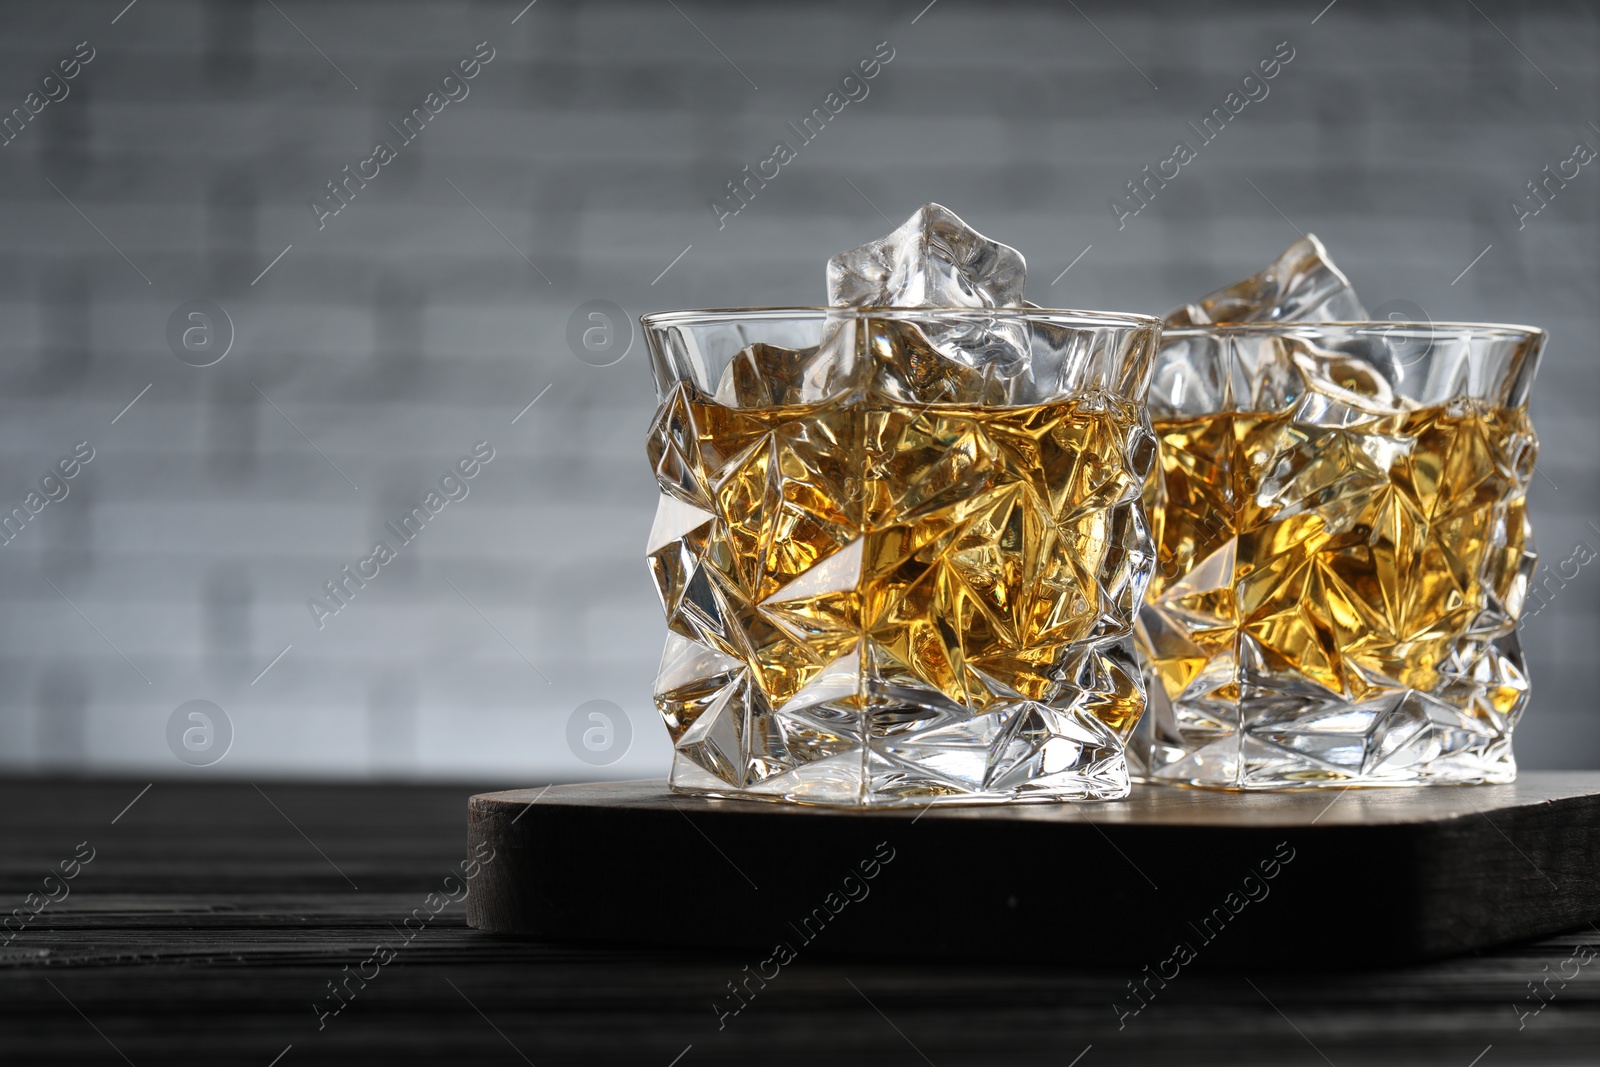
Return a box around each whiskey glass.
[1134,321,1545,789]
[643,307,1161,805]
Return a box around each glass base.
[1133,733,1518,790]
[669,748,1130,806]
[653,630,1149,808]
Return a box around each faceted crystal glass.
[1133,322,1545,789]
[643,307,1162,805]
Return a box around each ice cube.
[862,318,1010,406]
[826,203,1030,377]
[713,342,819,408]
[827,203,1027,310]
[1165,234,1367,327]
[1287,337,1408,420]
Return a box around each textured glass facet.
[1133,324,1544,789]
[644,308,1160,805]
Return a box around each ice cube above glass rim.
[653,202,1163,411]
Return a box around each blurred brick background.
[0,0,1594,780]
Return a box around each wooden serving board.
[466,773,1600,967]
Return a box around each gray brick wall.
[0,0,1595,780]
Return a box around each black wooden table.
[2,778,1596,1065]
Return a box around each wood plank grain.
[0,778,1595,1065]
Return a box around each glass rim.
[641,305,1162,331]
[1162,320,1546,342]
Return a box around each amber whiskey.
[1141,400,1535,727]
[648,381,1150,742]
